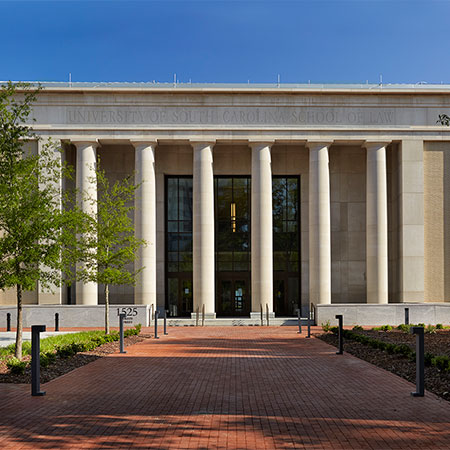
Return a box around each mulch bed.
[316,329,450,402]
[0,332,152,384]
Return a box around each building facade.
[1,83,449,319]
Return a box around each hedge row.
[331,328,450,372]
[5,324,142,375]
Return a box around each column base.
[250,312,276,319]
[190,312,217,320]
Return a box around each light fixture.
[230,202,236,232]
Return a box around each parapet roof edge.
[3,81,450,94]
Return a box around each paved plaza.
[1,327,450,449]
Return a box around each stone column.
[133,141,157,309]
[365,142,389,304]
[308,142,332,306]
[38,138,62,304]
[74,141,98,305]
[192,142,216,318]
[250,142,273,314]
[399,140,424,302]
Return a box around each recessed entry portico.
[166,175,301,318]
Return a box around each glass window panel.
[168,221,178,232]
[220,280,232,314]
[168,252,178,262]
[217,229,234,251]
[179,178,193,220]
[289,251,299,262]
[179,251,192,263]
[233,252,248,262]
[217,178,232,220]
[288,260,299,272]
[181,279,193,314]
[168,262,178,272]
[272,178,285,219]
[234,261,249,272]
[274,279,285,313]
[274,252,287,271]
[217,252,233,262]
[167,178,178,220]
[234,280,246,311]
[178,233,192,252]
[179,260,193,272]
[179,221,192,232]
[288,277,299,314]
[288,178,299,220]
[236,221,249,233]
[168,278,178,316]
[218,261,233,271]
[234,232,249,251]
[167,233,178,252]
[287,221,297,232]
[218,220,231,234]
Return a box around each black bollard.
[164,310,168,335]
[31,325,46,396]
[119,313,126,354]
[6,313,11,332]
[405,308,409,325]
[297,309,302,334]
[307,305,311,338]
[336,315,343,355]
[411,326,425,397]
[54,313,59,332]
[154,310,159,339]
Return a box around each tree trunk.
[15,284,23,359]
[105,284,109,334]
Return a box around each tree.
[437,114,450,126]
[0,82,76,358]
[75,163,145,334]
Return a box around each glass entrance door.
[167,277,193,317]
[217,274,250,316]
[215,177,251,317]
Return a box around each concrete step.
[164,317,312,327]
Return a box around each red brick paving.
[1,326,449,449]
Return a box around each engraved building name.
[64,106,396,126]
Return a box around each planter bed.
[316,329,450,402]
[0,327,151,384]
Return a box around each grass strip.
[4,324,142,374]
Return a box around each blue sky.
[1,0,449,84]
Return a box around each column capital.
[306,141,333,151]
[71,139,99,149]
[190,140,216,150]
[248,141,273,150]
[131,140,158,149]
[363,141,391,151]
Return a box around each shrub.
[397,324,411,333]
[352,325,363,332]
[6,357,28,375]
[321,320,331,332]
[394,344,412,357]
[40,351,56,368]
[372,325,392,332]
[56,344,76,359]
[424,352,433,367]
[436,324,444,329]
[431,355,450,372]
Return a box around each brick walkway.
[1,327,449,449]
